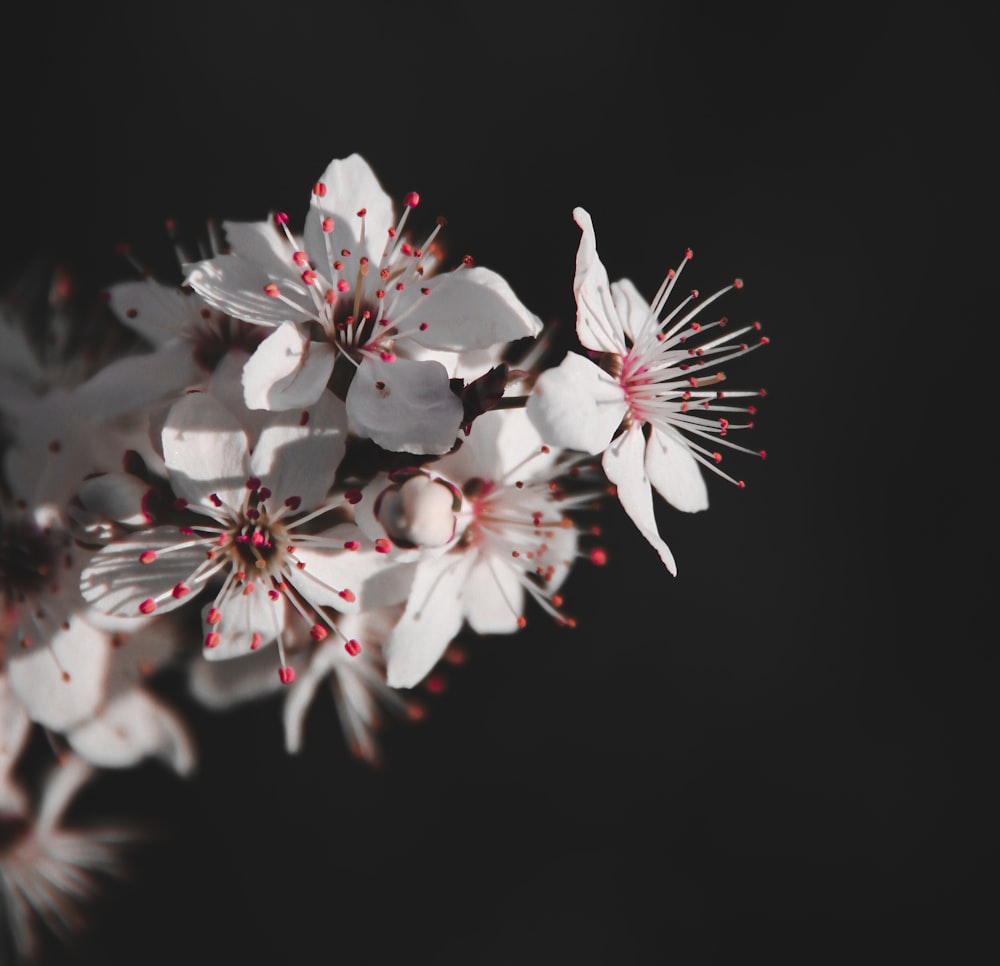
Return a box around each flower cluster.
[0,154,768,959]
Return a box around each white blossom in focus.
[527,207,768,574]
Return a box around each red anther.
[517,616,527,628]
[293,250,309,267]
[268,589,280,600]
[667,268,676,279]
[395,282,405,291]
[759,336,770,345]
[356,207,367,217]
[375,288,386,300]
[552,594,564,608]
[420,287,430,296]
[278,666,295,684]
[285,495,301,511]
[264,283,281,297]
[344,639,362,657]
[251,633,263,650]
[172,582,190,599]
[713,452,723,463]
[313,181,327,197]
[752,320,762,330]
[301,269,318,286]
[310,624,327,641]
[681,390,692,400]
[259,486,272,500]
[733,278,744,289]
[207,607,222,625]
[419,322,429,331]
[380,351,396,362]
[375,538,391,554]
[511,550,520,558]
[340,249,350,257]
[139,598,157,614]
[685,248,693,259]
[425,674,445,694]
[405,191,420,207]
[209,493,223,507]
[204,631,220,649]
[759,388,768,397]
[126,307,138,319]
[246,476,262,490]
[747,405,757,415]
[737,480,746,489]
[337,279,350,292]
[322,217,334,232]
[324,288,337,304]
[274,212,289,225]
[462,255,473,266]
[139,550,157,565]
[61,671,71,682]
[299,409,310,426]
[589,548,608,566]
[343,539,360,551]
[339,588,356,603]
[759,450,767,460]
[691,322,701,332]
[332,260,344,271]
[437,215,448,226]
[345,488,363,505]
[400,243,413,256]
[387,228,396,239]
[719,418,730,430]
[690,289,699,298]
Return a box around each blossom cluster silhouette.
[0,153,767,960]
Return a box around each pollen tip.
[278,666,296,684]
[204,631,220,649]
[733,278,744,289]
[405,191,420,208]
[139,598,156,614]
[310,623,327,641]
[345,639,362,657]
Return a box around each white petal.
[400,266,543,351]
[645,426,709,513]
[222,219,299,278]
[346,355,464,455]
[73,341,198,422]
[242,323,336,412]
[281,643,334,754]
[184,253,313,326]
[75,472,155,528]
[526,351,626,454]
[35,754,96,830]
[188,648,283,711]
[572,207,627,355]
[161,391,250,510]
[80,527,208,618]
[602,424,678,575]
[201,588,284,661]
[384,553,473,688]
[67,689,196,776]
[309,154,395,261]
[6,619,114,731]
[612,278,656,344]
[249,389,347,507]
[106,278,194,347]
[463,553,524,635]
[0,674,31,780]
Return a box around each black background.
[2,2,995,963]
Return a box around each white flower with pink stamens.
[79,388,402,684]
[371,408,598,689]
[183,153,543,455]
[527,207,768,575]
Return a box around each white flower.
[183,153,542,454]
[367,408,596,689]
[527,207,768,575]
[1,755,133,963]
[79,388,402,683]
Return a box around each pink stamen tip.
[339,588,357,603]
[302,269,318,285]
[310,624,327,641]
[713,452,723,463]
[733,278,744,289]
[292,251,309,267]
[139,598,156,614]
[251,632,263,650]
[685,248,693,259]
[139,550,157,565]
[172,582,191,598]
[278,666,295,685]
[268,589,280,600]
[345,488,363,505]
[313,182,327,197]
[516,616,527,628]
[247,477,262,490]
[463,255,473,266]
[210,493,223,507]
[337,279,350,292]
[759,388,768,397]
[737,480,746,489]
[207,607,222,625]
[264,283,281,297]
[344,639,361,657]
[285,496,302,511]
[343,539,360,551]
[274,212,289,225]
[204,631,220,649]
[380,351,396,362]
[590,548,608,566]
[356,208,367,217]
[759,336,770,345]
[405,191,420,208]
[419,322,429,331]
[759,450,768,460]
[690,289,699,298]
[259,486,272,500]
[322,217,334,233]
[374,538,390,554]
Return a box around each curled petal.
[242,323,336,412]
